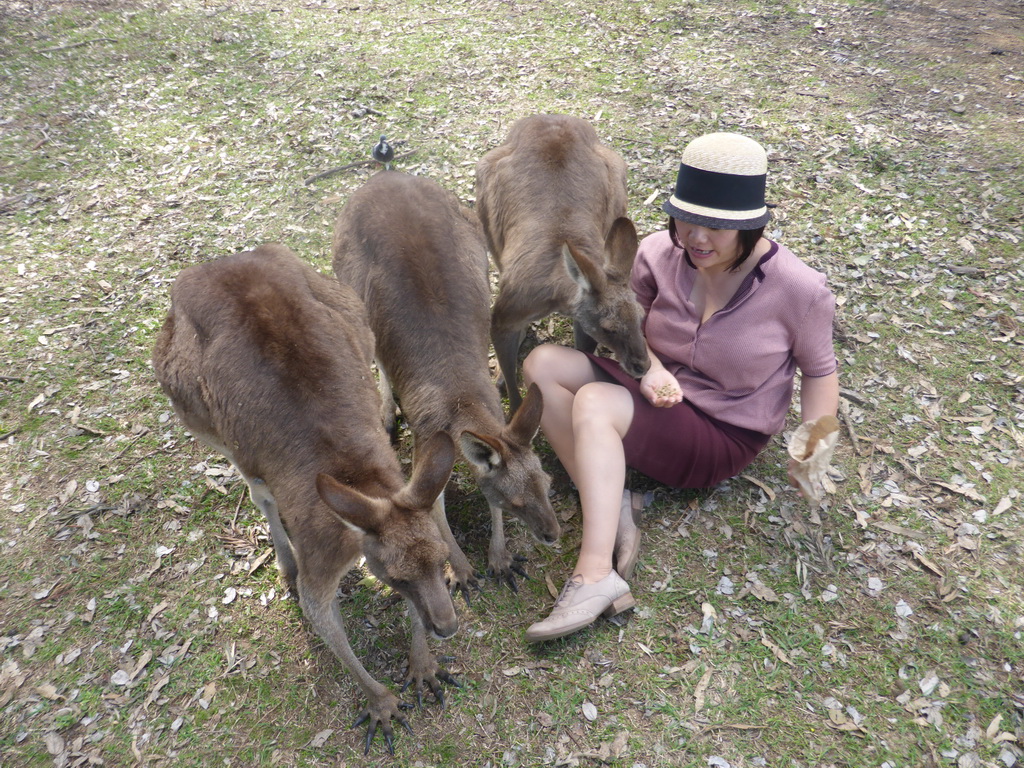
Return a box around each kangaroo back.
[475,114,650,412]
[332,172,495,427]
[333,172,560,595]
[152,244,458,753]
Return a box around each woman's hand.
[788,372,841,496]
[640,366,683,408]
[638,341,682,407]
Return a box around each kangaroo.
[475,113,650,412]
[332,171,560,597]
[151,244,458,754]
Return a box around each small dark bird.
[372,135,395,170]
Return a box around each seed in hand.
[655,384,677,398]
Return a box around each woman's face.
[671,219,742,272]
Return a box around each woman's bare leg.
[524,345,635,584]
[522,344,598,482]
[569,382,634,582]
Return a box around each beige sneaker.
[525,571,635,643]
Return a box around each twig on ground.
[838,398,862,455]
[896,456,925,483]
[694,723,764,737]
[302,150,417,186]
[248,548,275,575]
[416,10,491,26]
[612,135,662,148]
[872,520,929,540]
[0,195,32,213]
[113,433,150,461]
[839,387,868,406]
[947,265,985,276]
[38,37,117,53]
[231,490,245,526]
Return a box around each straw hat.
[662,132,770,230]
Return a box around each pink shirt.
[631,231,837,435]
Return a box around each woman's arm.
[788,370,840,491]
[798,370,839,422]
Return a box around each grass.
[2,0,1023,765]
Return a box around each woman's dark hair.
[668,217,766,272]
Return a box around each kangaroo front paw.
[446,563,483,606]
[402,654,462,711]
[353,692,414,756]
[487,551,528,592]
[443,539,484,605]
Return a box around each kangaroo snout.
[527,514,560,547]
[620,352,651,380]
[429,616,460,641]
[422,594,459,639]
[538,530,559,547]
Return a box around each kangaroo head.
[458,384,560,546]
[316,432,459,639]
[562,217,650,379]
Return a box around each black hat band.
[673,164,767,212]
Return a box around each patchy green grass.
[3,0,1023,766]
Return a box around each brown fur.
[332,172,560,595]
[151,244,458,753]
[475,113,650,412]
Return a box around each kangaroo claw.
[437,669,462,688]
[363,720,377,755]
[488,549,530,592]
[447,571,484,605]
[353,692,415,755]
[403,654,461,713]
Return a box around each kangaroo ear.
[460,430,505,474]
[508,383,543,445]
[316,474,384,535]
[604,217,639,275]
[401,431,456,509]
[562,242,606,294]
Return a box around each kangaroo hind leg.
[242,474,299,593]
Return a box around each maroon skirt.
[587,353,772,489]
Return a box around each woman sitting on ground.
[522,132,839,643]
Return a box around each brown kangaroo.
[332,171,560,597]
[151,244,458,755]
[475,113,650,412]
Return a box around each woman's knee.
[573,382,634,435]
[523,344,580,386]
[573,382,612,414]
